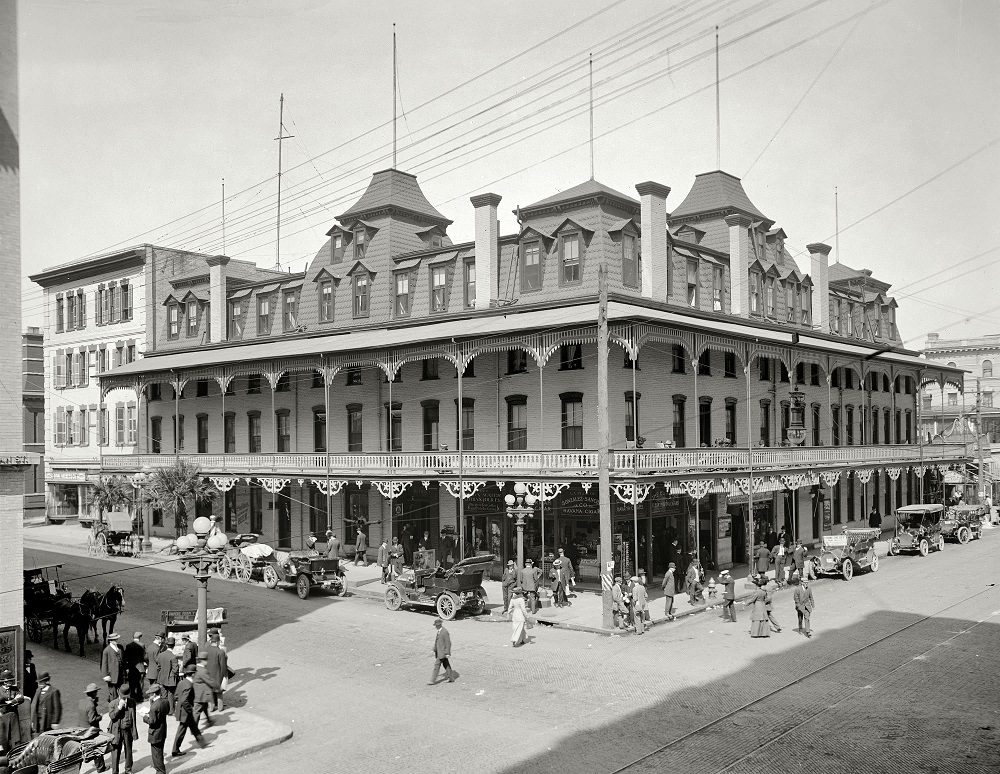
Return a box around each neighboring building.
[28,246,285,524]
[23,327,44,522]
[99,166,966,580]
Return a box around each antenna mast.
[589,53,594,180]
[221,178,226,255]
[715,26,721,169]
[274,93,294,270]
[393,24,397,168]
[835,186,840,263]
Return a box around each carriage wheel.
[216,554,233,580]
[469,587,488,616]
[263,565,279,589]
[96,533,109,558]
[436,593,457,621]
[841,560,854,581]
[385,585,403,611]
[869,554,879,573]
[26,618,43,643]
[235,554,253,584]
[87,535,98,558]
[296,575,311,600]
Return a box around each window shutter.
[80,348,90,386]
[55,407,65,445]
[79,292,86,328]
[116,403,126,445]
[53,353,62,389]
[96,286,104,325]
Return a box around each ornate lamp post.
[175,515,228,645]
[787,389,807,446]
[504,483,538,570]
[130,464,152,552]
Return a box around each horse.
[49,596,93,656]
[81,585,126,644]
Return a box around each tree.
[145,460,216,537]
[89,476,133,524]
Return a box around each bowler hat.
[38,672,51,682]
[85,683,100,694]
[184,664,197,674]
[146,683,162,695]
[433,617,443,625]
[165,636,176,646]
[119,684,131,697]
[108,633,121,641]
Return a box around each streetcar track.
[611,584,998,774]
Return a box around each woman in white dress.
[510,589,528,647]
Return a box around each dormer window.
[845,302,854,336]
[874,305,882,337]
[319,281,334,323]
[229,301,245,340]
[800,287,811,326]
[765,278,776,317]
[332,233,344,264]
[686,259,699,307]
[464,261,476,309]
[395,273,410,318]
[749,271,762,315]
[283,291,299,331]
[186,302,200,337]
[830,299,841,334]
[785,282,796,322]
[257,295,272,335]
[522,241,542,291]
[622,233,639,288]
[167,303,180,340]
[354,274,369,318]
[431,266,448,312]
[712,265,724,311]
[430,234,442,248]
[561,233,581,284]
[354,229,367,259]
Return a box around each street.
[23,533,1000,774]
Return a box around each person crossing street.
[171,664,206,757]
[719,569,738,623]
[428,618,455,685]
[793,577,815,637]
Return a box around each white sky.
[17,0,1000,348]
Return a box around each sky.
[16,0,1000,349]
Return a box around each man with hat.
[661,563,677,619]
[123,631,148,699]
[719,570,738,623]
[145,632,165,693]
[171,664,205,757]
[611,575,626,629]
[0,669,25,755]
[428,618,455,685]
[29,671,61,734]
[192,654,219,730]
[204,630,228,713]
[23,650,38,700]
[180,632,198,671]
[500,559,518,613]
[143,683,170,774]
[630,575,649,635]
[517,557,542,615]
[79,683,101,729]
[325,530,341,560]
[793,576,815,638]
[101,632,125,702]
[109,683,138,774]
[155,636,180,714]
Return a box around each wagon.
[889,504,945,556]
[215,534,264,582]
[23,564,69,643]
[88,511,141,558]
[941,504,985,544]
[809,528,880,581]
[261,548,347,599]
[384,554,493,620]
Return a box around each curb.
[173,714,293,774]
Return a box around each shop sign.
[0,626,23,691]
[822,500,833,530]
[718,516,732,538]
[465,486,504,515]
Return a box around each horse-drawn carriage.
[23,566,123,657]
[87,511,142,558]
[215,533,264,582]
[23,564,69,643]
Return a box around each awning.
[228,288,253,300]
[426,251,458,265]
[255,283,281,295]
[394,258,422,271]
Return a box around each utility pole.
[274,93,294,270]
[597,263,612,629]
[977,378,985,503]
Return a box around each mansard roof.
[520,178,639,216]
[337,168,452,227]
[669,170,769,222]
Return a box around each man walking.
[204,630,228,712]
[123,632,147,699]
[354,526,368,566]
[661,563,677,619]
[171,665,206,757]
[193,654,219,730]
[109,683,138,774]
[500,559,518,613]
[791,540,806,576]
[29,672,61,734]
[719,569,737,623]
[630,575,649,635]
[143,683,170,774]
[101,632,125,702]
[325,530,341,559]
[518,558,541,614]
[377,539,390,583]
[145,632,165,693]
[793,578,815,637]
[78,683,101,729]
[428,618,455,685]
[155,636,180,713]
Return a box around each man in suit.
[204,630,228,712]
[630,576,649,635]
[612,576,626,629]
[428,618,455,685]
[180,633,198,670]
[755,542,771,578]
[123,632,147,699]
[101,632,125,702]
[377,539,390,583]
[765,527,779,551]
[401,524,414,567]
[791,540,806,575]
[109,683,138,774]
[22,650,38,700]
[793,578,815,638]
[78,683,101,729]
[354,527,368,566]
[0,669,25,755]
[145,632,165,692]
[666,539,682,593]
[660,564,676,619]
[155,636,180,713]
[143,683,170,774]
[192,654,219,730]
[29,672,61,734]
[517,558,542,614]
[171,665,206,757]
[719,569,738,623]
[325,530,341,559]
[500,559,518,613]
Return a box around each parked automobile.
[263,548,347,599]
[810,527,881,580]
[384,554,492,620]
[889,504,945,556]
[941,504,985,544]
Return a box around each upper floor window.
[712,265,724,311]
[984,392,994,408]
[507,349,528,374]
[186,302,200,337]
[845,302,854,337]
[422,359,439,380]
[800,286,811,325]
[671,345,686,374]
[229,301,245,340]
[167,304,180,340]
[886,305,897,339]
[464,261,476,309]
[395,273,410,318]
[353,274,370,318]
[765,278,776,317]
[332,233,343,262]
[561,233,581,284]
[120,281,132,321]
[922,394,933,410]
[724,352,737,378]
[522,241,542,291]
[622,234,639,288]
[559,344,583,371]
[247,374,261,394]
[506,395,528,450]
[873,305,883,337]
[831,299,841,334]
[749,271,762,314]
[785,282,796,322]
[431,266,448,312]
[984,360,994,378]
[257,295,272,335]
[947,393,958,407]
[55,296,65,333]
[560,392,584,449]
[66,293,76,331]
[347,404,363,452]
[319,281,334,323]
[625,391,641,442]
[354,229,366,259]
[283,292,299,331]
[686,259,699,307]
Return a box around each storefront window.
[52,484,80,518]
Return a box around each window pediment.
[517,225,555,247]
[346,260,377,277]
[312,267,344,283]
[552,217,595,239]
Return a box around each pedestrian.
[193,654,219,730]
[754,541,771,579]
[556,548,576,596]
[145,632,165,692]
[749,577,770,638]
[685,559,703,604]
[440,530,456,568]
[0,669,25,755]
[377,539,390,583]
[123,631,148,698]
[101,632,125,702]
[325,530,341,559]
[29,672,61,735]
[551,558,568,607]
[204,630,229,712]
[143,683,170,774]
[773,538,789,587]
[509,589,529,647]
[171,664,206,757]
[428,618,455,685]
[764,579,782,633]
[630,575,649,635]
[419,530,432,552]
[390,536,404,579]
[155,636,180,714]
[868,507,882,532]
[661,563,676,618]
[666,539,681,592]
[793,577,815,637]
[109,683,138,774]
[354,526,368,566]
[719,569,737,623]
[180,632,198,670]
[765,526,779,551]
[401,524,414,567]
[500,559,518,613]
[611,576,626,629]
[517,558,541,614]
[22,650,38,701]
[792,540,806,576]
[78,683,101,729]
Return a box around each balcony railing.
[99,443,969,478]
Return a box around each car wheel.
[870,554,879,573]
[470,587,488,616]
[841,560,854,581]
[436,593,457,620]
[937,535,945,552]
[263,565,280,589]
[385,585,402,611]
[918,539,929,557]
[888,541,899,556]
[296,574,311,600]
[958,527,970,544]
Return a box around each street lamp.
[504,483,538,570]
[175,515,228,645]
[787,389,807,446]
[130,464,152,552]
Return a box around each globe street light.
[504,483,538,570]
[130,464,152,552]
[175,515,229,645]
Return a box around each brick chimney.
[207,255,230,342]
[635,182,670,300]
[471,193,501,309]
[807,243,831,331]
[725,214,753,316]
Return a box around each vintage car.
[809,528,881,580]
[889,504,945,556]
[262,548,347,599]
[941,504,985,544]
[384,554,493,620]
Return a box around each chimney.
[207,255,230,342]
[725,214,753,316]
[635,181,670,299]
[470,193,501,309]
[807,243,831,331]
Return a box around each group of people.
[611,572,651,634]
[748,574,815,638]
[753,536,816,586]
[0,650,63,755]
[498,549,578,646]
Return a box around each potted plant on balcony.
[145,460,216,538]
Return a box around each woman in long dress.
[510,590,528,647]
[750,578,770,638]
